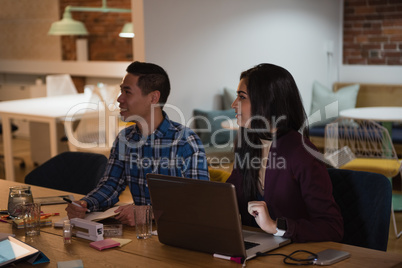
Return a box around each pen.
[40,213,60,219]
[41,212,60,217]
[0,210,9,215]
[213,253,243,264]
[63,197,90,212]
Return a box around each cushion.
[193,109,237,146]
[392,128,402,144]
[309,81,360,127]
[309,126,326,137]
[222,88,237,110]
[340,158,401,178]
[208,168,231,183]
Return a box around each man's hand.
[65,200,88,219]
[114,204,135,226]
[247,201,276,234]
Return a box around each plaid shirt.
[83,112,210,211]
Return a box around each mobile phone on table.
[313,249,350,265]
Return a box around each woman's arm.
[284,146,344,242]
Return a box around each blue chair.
[328,168,392,251]
[25,151,107,195]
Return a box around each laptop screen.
[147,174,247,258]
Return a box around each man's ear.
[150,90,161,104]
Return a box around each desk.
[338,106,402,165]
[0,94,92,181]
[1,180,402,267]
[340,107,402,137]
[339,106,402,154]
[339,107,402,122]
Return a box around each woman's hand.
[114,204,135,226]
[247,201,277,234]
[65,200,88,219]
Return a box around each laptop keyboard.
[244,241,260,250]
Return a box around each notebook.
[146,174,291,263]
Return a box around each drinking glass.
[8,186,34,217]
[23,203,41,236]
[134,205,152,239]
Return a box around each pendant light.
[119,23,134,38]
[48,0,131,36]
[48,8,88,36]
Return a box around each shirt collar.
[153,111,171,138]
[125,110,172,141]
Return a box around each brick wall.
[59,0,133,92]
[59,0,402,67]
[60,0,133,62]
[344,0,402,65]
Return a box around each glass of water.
[8,186,34,217]
[23,203,41,236]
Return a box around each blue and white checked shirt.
[82,112,210,211]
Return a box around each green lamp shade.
[119,22,134,38]
[48,10,88,36]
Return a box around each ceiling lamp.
[48,8,88,36]
[119,22,134,38]
[48,0,131,36]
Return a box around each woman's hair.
[234,63,309,201]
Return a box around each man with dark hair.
[66,61,209,225]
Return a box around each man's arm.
[81,138,127,211]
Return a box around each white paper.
[84,206,121,222]
[54,204,128,227]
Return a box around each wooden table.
[1,179,402,267]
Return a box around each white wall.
[143,0,342,124]
[339,65,402,84]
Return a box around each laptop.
[146,174,291,263]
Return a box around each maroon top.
[226,130,343,242]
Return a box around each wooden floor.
[1,136,402,254]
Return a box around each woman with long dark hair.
[226,63,343,242]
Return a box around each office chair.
[325,118,402,238]
[25,151,108,195]
[0,123,26,168]
[45,74,77,96]
[64,84,120,158]
[29,74,78,165]
[328,168,392,251]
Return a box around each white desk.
[0,94,91,181]
[339,107,402,122]
[339,106,402,140]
